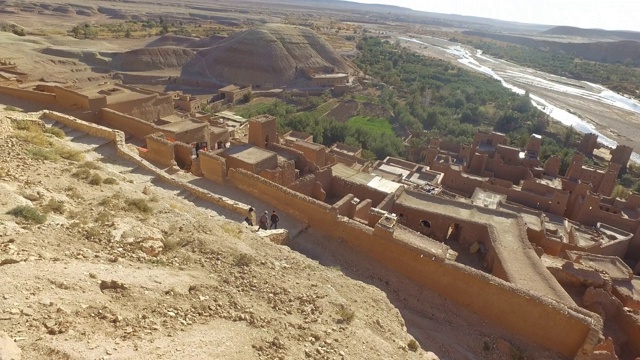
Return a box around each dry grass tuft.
[336,304,355,325]
[125,198,153,214]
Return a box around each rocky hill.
[111,47,196,71]
[182,24,351,86]
[0,108,435,359]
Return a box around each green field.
[347,116,393,134]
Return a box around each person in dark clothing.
[195,142,201,158]
[270,210,279,229]
[259,211,269,230]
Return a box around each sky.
[346,0,640,31]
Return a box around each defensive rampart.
[0,85,56,105]
[227,168,602,359]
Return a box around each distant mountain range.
[543,26,640,42]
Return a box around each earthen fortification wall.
[0,85,56,105]
[38,111,604,358]
[227,168,601,358]
[101,108,158,139]
[42,111,248,218]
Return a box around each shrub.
[233,253,253,267]
[5,105,19,111]
[103,177,118,185]
[125,198,152,214]
[44,127,65,139]
[28,147,58,161]
[336,304,355,324]
[162,237,188,252]
[72,168,92,180]
[88,173,103,186]
[54,147,84,162]
[6,205,47,224]
[78,161,101,170]
[407,339,419,352]
[42,199,65,214]
[94,211,112,224]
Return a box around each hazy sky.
[347,0,639,31]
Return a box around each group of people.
[244,207,280,230]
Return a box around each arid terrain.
[2,1,640,359]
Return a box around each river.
[399,36,640,164]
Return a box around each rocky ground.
[0,108,439,359]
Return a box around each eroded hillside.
[0,108,435,359]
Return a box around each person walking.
[270,210,279,229]
[259,211,269,230]
[245,207,255,226]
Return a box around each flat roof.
[225,144,275,165]
[219,84,241,92]
[293,140,325,151]
[566,251,632,280]
[332,163,376,185]
[158,120,207,133]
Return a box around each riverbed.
[398,35,640,163]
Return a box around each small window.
[420,220,431,228]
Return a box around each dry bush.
[336,304,355,324]
[44,126,65,139]
[42,199,66,214]
[6,205,47,224]
[72,168,92,180]
[88,173,103,186]
[94,210,112,224]
[84,225,102,240]
[103,177,118,185]
[78,161,101,170]
[65,186,84,200]
[125,198,153,214]
[162,237,189,252]
[28,147,58,161]
[28,146,84,162]
[54,146,84,162]
[407,339,419,352]
[5,105,19,112]
[234,253,254,267]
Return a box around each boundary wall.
[42,111,249,218]
[227,168,602,359]
[0,85,56,105]
[38,111,604,359]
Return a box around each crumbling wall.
[140,133,175,168]
[174,142,193,170]
[288,174,317,197]
[442,168,484,197]
[51,86,94,110]
[101,108,158,139]
[105,94,174,122]
[199,150,226,184]
[0,85,56,105]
